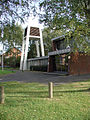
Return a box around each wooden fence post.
[49,82,53,98]
[0,86,4,104]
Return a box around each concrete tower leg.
[35,40,40,57]
[23,26,30,70]
[20,39,25,70]
[40,28,45,56]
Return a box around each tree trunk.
[1,43,4,71]
[1,54,4,71]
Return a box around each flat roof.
[48,48,70,56]
[51,35,65,41]
[27,56,48,61]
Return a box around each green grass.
[0,81,90,120]
[0,70,15,76]
[0,67,19,70]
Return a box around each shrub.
[30,65,48,72]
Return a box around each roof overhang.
[27,56,48,61]
[51,35,65,41]
[48,48,70,56]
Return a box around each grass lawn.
[0,81,90,120]
[0,70,15,76]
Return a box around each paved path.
[0,71,90,84]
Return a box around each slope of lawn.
[0,80,90,120]
[0,70,15,76]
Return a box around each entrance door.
[55,55,68,72]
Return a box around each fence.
[0,82,54,104]
[27,56,48,72]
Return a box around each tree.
[3,23,23,48]
[39,0,90,53]
[0,0,34,69]
[28,43,37,58]
[0,0,35,27]
[42,27,63,55]
[0,23,23,70]
[0,23,23,52]
[4,48,21,68]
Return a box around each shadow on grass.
[7,91,49,99]
[4,88,90,107]
[54,88,90,94]
[5,90,49,107]
[6,88,90,99]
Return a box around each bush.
[4,56,20,68]
[30,65,48,72]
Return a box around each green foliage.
[3,47,21,68]
[28,43,37,58]
[43,27,63,55]
[0,23,23,71]
[30,65,48,72]
[0,70,15,76]
[4,56,21,68]
[2,23,23,48]
[0,81,90,120]
[0,0,34,26]
[39,0,90,53]
[0,23,23,58]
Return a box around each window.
[56,39,66,50]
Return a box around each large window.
[56,39,66,50]
[55,55,68,72]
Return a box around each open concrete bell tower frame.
[20,24,45,70]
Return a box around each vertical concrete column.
[48,56,55,72]
[20,39,25,70]
[35,40,40,57]
[0,86,4,104]
[40,28,45,56]
[52,41,56,51]
[23,25,30,70]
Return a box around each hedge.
[30,65,48,72]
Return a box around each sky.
[21,0,44,29]
[22,14,44,29]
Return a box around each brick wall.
[69,53,90,75]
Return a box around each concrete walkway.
[0,71,90,84]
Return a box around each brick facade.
[48,36,90,75]
[69,53,90,75]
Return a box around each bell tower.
[20,24,45,70]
